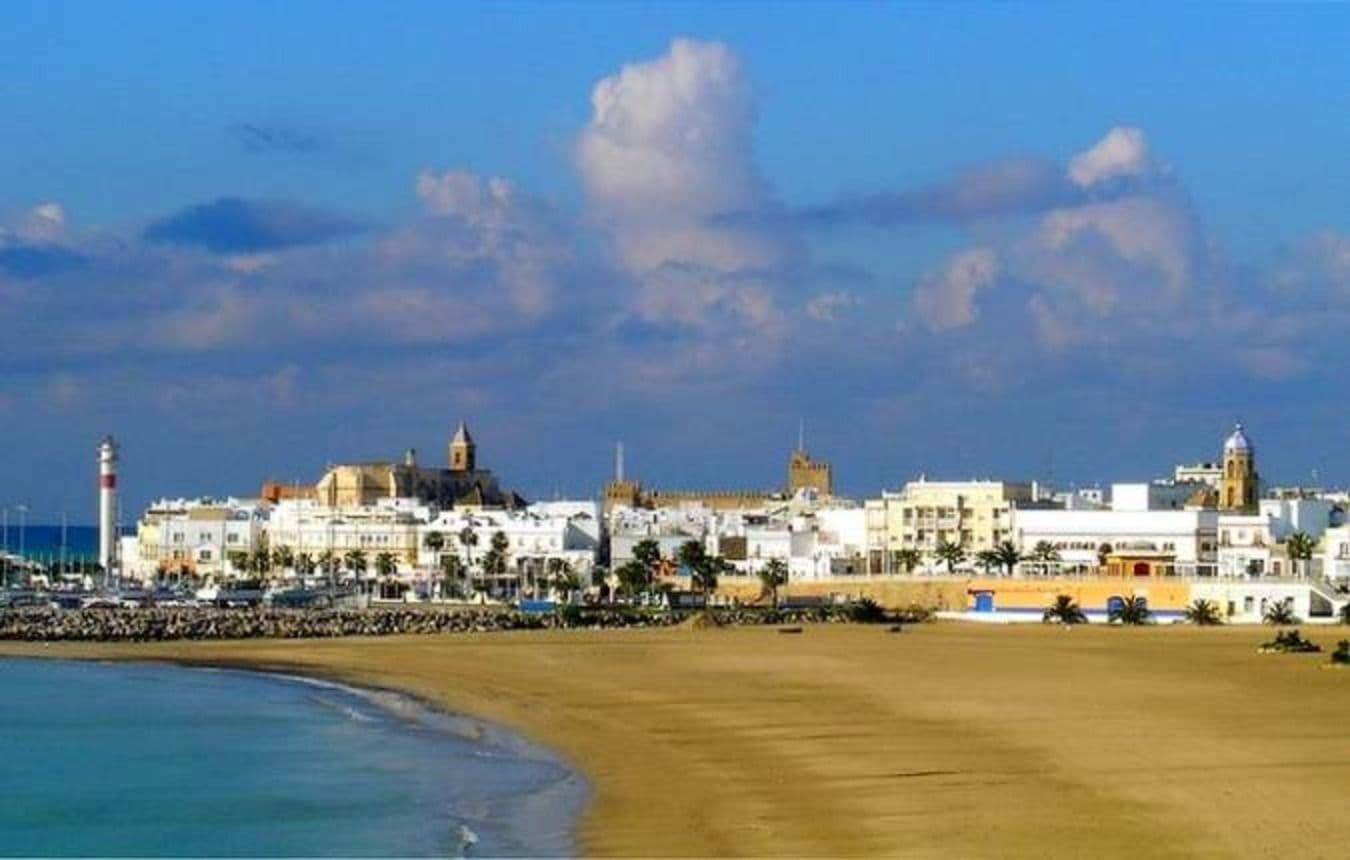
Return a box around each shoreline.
[0,653,585,853]
[4,623,1350,857]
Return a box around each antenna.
[797,418,805,452]
[615,441,625,482]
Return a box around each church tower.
[449,421,476,472]
[1220,423,1258,512]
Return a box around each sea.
[0,659,585,857]
[1,525,102,563]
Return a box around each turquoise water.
[1,525,102,562]
[0,659,583,857]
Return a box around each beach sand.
[4,622,1348,857]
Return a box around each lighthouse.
[97,435,118,573]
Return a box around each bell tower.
[449,421,476,472]
[1219,423,1257,512]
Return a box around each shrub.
[1258,628,1322,654]
[847,597,888,624]
[1329,640,1350,666]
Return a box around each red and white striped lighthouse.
[97,435,118,573]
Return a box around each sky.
[3,2,1350,522]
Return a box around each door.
[974,591,994,612]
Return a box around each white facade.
[418,503,600,582]
[607,500,866,581]
[134,497,268,581]
[1012,508,1219,576]
[1216,499,1336,578]
[1110,482,1205,512]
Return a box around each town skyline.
[4,4,1350,518]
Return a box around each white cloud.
[20,202,67,241]
[913,247,999,331]
[576,38,797,330]
[1068,126,1151,189]
[805,291,858,322]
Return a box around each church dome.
[1224,423,1252,454]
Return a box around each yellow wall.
[964,578,1193,613]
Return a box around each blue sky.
[2,3,1349,521]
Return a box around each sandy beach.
[4,622,1348,858]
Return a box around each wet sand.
[4,623,1348,857]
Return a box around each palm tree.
[891,548,921,575]
[615,560,650,599]
[271,546,294,576]
[1096,542,1113,569]
[1183,599,1223,625]
[758,558,789,607]
[1043,594,1087,624]
[439,554,464,599]
[975,549,1000,575]
[226,550,249,577]
[1030,541,1061,576]
[677,540,707,579]
[1263,599,1299,625]
[424,530,445,567]
[1284,531,1317,578]
[633,539,661,575]
[934,540,965,576]
[678,540,725,596]
[1109,595,1151,625]
[344,549,367,581]
[994,541,1021,577]
[375,551,396,578]
[458,526,478,567]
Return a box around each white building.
[1216,499,1336,578]
[1012,508,1219,576]
[132,497,268,581]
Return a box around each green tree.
[375,552,397,578]
[1284,531,1317,578]
[615,560,651,599]
[458,526,478,566]
[678,540,725,595]
[758,558,789,607]
[1263,599,1299,625]
[344,549,367,578]
[994,541,1021,576]
[1096,542,1114,568]
[975,549,1001,575]
[1184,599,1223,626]
[1043,594,1087,624]
[294,552,315,576]
[271,546,294,573]
[424,530,445,555]
[633,539,662,573]
[226,550,249,576]
[1109,596,1151,625]
[1030,541,1061,576]
[934,540,966,576]
[892,548,921,574]
[439,554,464,598]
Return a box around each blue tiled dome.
[1224,423,1252,454]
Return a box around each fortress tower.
[1220,423,1258,512]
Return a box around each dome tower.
[1220,423,1258,512]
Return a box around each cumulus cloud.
[576,38,798,332]
[1068,126,1153,188]
[144,197,367,253]
[913,248,1000,331]
[805,291,859,322]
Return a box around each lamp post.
[16,504,28,586]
